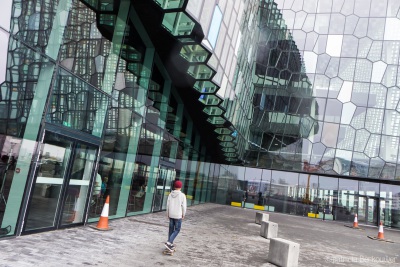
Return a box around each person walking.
[164,180,186,252]
[242,190,248,208]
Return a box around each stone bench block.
[260,221,278,239]
[255,212,269,224]
[267,238,300,267]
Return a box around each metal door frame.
[358,195,380,226]
[151,164,176,213]
[21,125,100,234]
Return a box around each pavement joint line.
[128,218,167,227]
[343,225,364,230]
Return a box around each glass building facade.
[0,0,399,238]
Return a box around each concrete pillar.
[267,238,300,267]
[260,221,278,239]
[255,212,269,224]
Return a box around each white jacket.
[167,190,187,219]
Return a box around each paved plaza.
[0,203,399,267]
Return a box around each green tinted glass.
[162,12,195,36]
[154,0,185,9]
[193,81,219,94]
[187,64,215,80]
[203,106,224,116]
[180,45,209,63]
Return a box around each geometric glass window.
[203,106,224,116]
[198,94,222,105]
[187,64,215,80]
[193,80,219,94]
[154,0,185,9]
[180,45,209,63]
[207,116,226,125]
[162,12,195,36]
[214,128,232,135]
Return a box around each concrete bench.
[267,238,300,267]
[255,212,269,224]
[260,221,278,239]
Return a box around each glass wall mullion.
[3,0,73,235]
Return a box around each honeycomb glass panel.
[221,147,236,153]
[99,14,115,26]
[187,65,215,80]
[220,142,235,148]
[214,128,232,135]
[154,0,185,10]
[121,45,142,62]
[162,12,195,36]
[193,81,219,94]
[180,45,209,63]
[203,106,224,116]
[99,0,114,11]
[80,0,99,9]
[198,95,222,106]
[46,68,108,137]
[207,116,225,125]
[217,135,234,142]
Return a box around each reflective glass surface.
[221,0,400,182]
[1,0,400,238]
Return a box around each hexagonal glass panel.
[214,128,232,135]
[100,0,114,11]
[224,153,237,158]
[154,0,185,9]
[99,14,115,26]
[187,64,215,80]
[203,106,224,116]
[177,37,198,43]
[221,147,236,153]
[148,79,160,92]
[198,94,222,105]
[217,135,234,142]
[121,45,142,62]
[193,81,219,94]
[220,142,235,148]
[80,0,98,10]
[180,45,209,63]
[162,12,195,36]
[207,116,225,125]
[127,62,141,75]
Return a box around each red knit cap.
[174,180,182,189]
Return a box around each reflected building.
[0,0,399,239]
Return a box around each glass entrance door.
[161,168,176,210]
[152,166,176,212]
[24,131,98,232]
[358,196,378,226]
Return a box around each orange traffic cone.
[353,214,359,228]
[68,201,77,223]
[67,189,80,223]
[93,195,111,231]
[377,221,384,239]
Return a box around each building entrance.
[358,196,379,226]
[23,130,98,233]
[152,166,176,212]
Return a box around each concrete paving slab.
[0,203,399,267]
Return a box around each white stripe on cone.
[101,203,109,217]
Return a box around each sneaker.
[164,242,174,252]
